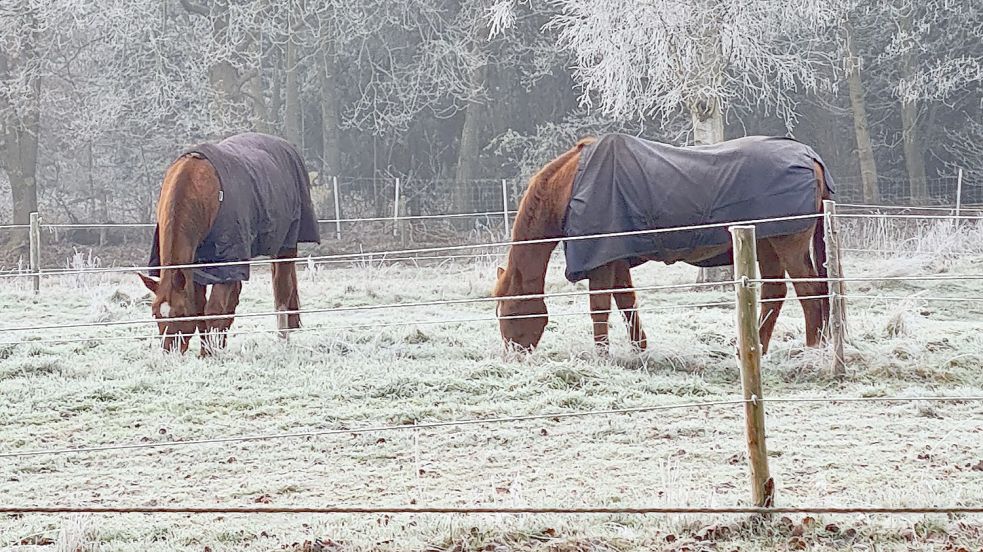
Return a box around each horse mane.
[495,137,596,297]
[154,154,221,305]
[511,137,596,240]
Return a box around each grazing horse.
[139,132,320,355]
[494,134,833,354]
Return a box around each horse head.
[493,264,548,352]
[139,269,205,353]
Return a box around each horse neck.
[505,181,572,295]
[156,158,219,275]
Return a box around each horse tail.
[812,162,831,329]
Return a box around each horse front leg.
[587,264,616,352]
[272,249,301,338]
[611,261,647,351]
[200,282,241,357]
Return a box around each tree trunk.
[690,100,734,284]
[844,23,879,203]
[319,51,342,177]
[283,26,302,147]
[453,65,487,217]
[0,46,40,247]
[899,11,928,203]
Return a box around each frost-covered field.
[2,239,983,551]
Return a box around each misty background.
[1,0,981,256]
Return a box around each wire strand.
[0,299,737,347]
[0,212,823,279]
[0,398,748,459]
[0,281,737,333]
[1,505,981,515]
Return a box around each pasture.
[2,216,983,551]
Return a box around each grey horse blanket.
[150,132,320,284]
[562,134,832,282]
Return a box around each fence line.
[7,209,982,281]
[0,293,833,348]
[3,394,980,460]
[0,289,830,342]
[0,212,825,279]
[0,280,739,334]
[838,203,983,212]
[3,505,982,516]
[0,398,750,459]
[0,299,740,347]
[32,210,524,230]
[754,274,983,284]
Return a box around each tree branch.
[178,0,209,18]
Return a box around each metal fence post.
[501,178,510,238]
[392,177,400,237]
[955,168,963,219]
[29,212,41,294]
[332,176,342,240]
[730,225,774,508]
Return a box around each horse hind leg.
[272,249,301,338]
[611,261,647,350]
[772,230,825,348]
[757,240,787,355]
[587,264,616,352]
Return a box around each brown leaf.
[843,528,857,539]
[802,516,816,527]
[695,524,730,541]
[787,536,808,550]
[204,547,212,552]
[540,428,548,436]
[824,523,840,534]
[158,427,167,435]
[254,494,273,504]
[376,438,386,444]
[791,525,804,537]
[543,528,557,538]
[665,534,677,543]
[20,537,55,546]
[971,460,983,471]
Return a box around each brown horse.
[494,135,832,354]
[139,132,319,355]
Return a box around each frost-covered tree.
[535,0,841,144]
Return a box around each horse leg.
[773,230,826,348]
[757,240,787,355]
[200,282,241,357]
[611,260,647,350]
[587,264,616,352]
[272,249,301,338]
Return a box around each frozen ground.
[1,230,983,551]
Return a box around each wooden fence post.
[29,212,41,294]
[332,176,342,240]
[730,225,774,508]
[823,200,847,379]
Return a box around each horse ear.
[138,273,159,294]
[497,266,506,278]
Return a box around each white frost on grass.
[1,246,982,550]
